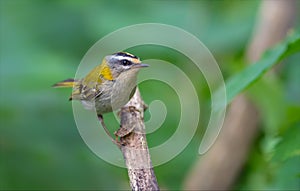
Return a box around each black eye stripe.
[121,59,132,66]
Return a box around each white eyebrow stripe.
[114,56,140,62]
[114,56,131,60]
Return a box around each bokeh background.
[1,0,299,190]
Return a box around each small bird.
[53,52,149,144]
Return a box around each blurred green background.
[1,0,299,190]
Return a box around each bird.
[53,52,149,144]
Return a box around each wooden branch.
[115,88,159,191]
[184,95,259,189]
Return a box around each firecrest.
[53,52,148,114]
[53,52,148,143]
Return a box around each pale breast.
[80,69,139,114]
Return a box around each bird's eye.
[121,60,131,66]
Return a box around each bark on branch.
[115,88,159,191]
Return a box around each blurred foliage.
[222,33,300,104]
[229,34,300,190]
[1,0,299,190]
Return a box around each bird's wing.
[80,83,103,101]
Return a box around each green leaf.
[224,32,300,104]
[269,122,300,190]
[272,124,300,162]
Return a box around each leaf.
[224,32,300,104]
[260,122,299,189]
[272,124,300,162]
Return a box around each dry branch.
[115,88,159,191]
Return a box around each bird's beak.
[132,63,149,68]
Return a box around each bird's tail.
[53,78,81,101]
[52,78,76,88]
